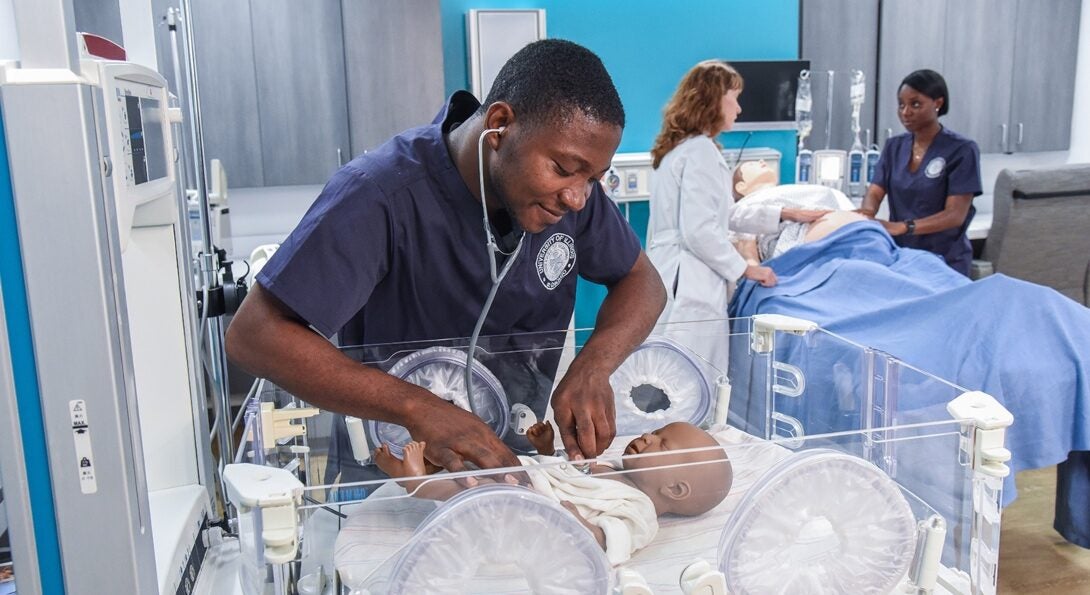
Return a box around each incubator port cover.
[383,485,611,594]
[369,346,509,456]
[718,449,918,594]
[611,337,712,436]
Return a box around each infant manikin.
[374,421,733,565]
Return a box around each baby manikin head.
[732,159,779,200]
[622,422,734,516]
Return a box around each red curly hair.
[651,60,744,169]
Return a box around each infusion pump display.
[119,92,167,186]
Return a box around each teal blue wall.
[0,107,65,592]
[440,0,800,332]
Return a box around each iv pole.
[164,2,235,518]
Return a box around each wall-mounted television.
[726,60,810,131]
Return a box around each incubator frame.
[225,316,1010,595]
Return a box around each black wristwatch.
[904,219,916,236]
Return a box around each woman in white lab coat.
[647,60,809,371]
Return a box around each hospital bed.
[223,316,1012,594]
[730,219,1090,547]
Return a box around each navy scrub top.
[872,127,983,276]
[257,91,641,479]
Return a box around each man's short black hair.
[481,39,625,129]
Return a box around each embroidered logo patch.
[536,233,577,290]
[925,157,946,179]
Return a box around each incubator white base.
[149,484,210,595]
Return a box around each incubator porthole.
[630,383,671,414]
[368,346,509,457]
[611,337,713,435]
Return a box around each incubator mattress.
[332,426,795,592]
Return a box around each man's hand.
[781,208,832,223]
[405,397,522,486]
[551,367,616,461]
[742,264,778,287]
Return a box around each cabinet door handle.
[885,128,892,144]
[337,147,344,167]
[1017,122,1024,147]
[1000,123,1009,153]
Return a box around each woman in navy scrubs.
[859,69,982,276]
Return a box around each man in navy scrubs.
[227,40,666,480]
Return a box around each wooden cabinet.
[877,0,1080,153]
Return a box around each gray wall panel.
[343,0,445,155]
[252,0,349,185]
[73,0,124,47]
[941,0,1018,153]
[191,0,265,187]
[801,0,879,151]
[1009,0,1081,152]
[876,0,948,146]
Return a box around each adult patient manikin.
[730,160,862,260]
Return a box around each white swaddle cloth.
[517,454,658,565]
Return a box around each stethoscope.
[465,126,527,415]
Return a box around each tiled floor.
[997,466,1090,593]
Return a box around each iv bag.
[796,70,812,141]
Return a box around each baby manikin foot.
[400,441,429,477]
[374,442,429,493]
[372,444,403,476]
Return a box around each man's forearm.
[226,284,438,426]
[570,252,665,376]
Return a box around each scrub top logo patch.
[536,233,576,290]
[925,157,946,179]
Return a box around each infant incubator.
[225,316,1011,594]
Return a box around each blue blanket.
[729,220,1090,544]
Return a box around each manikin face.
[733,159,779,199]
[717,88,743,135]
[620,422,733,516]
[897,85,943,133]
[485,110,621,234]
[622,422,721,489]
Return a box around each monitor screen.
[727,60,810,129]
[124,95,168,185]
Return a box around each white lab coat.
[646,135,779,372]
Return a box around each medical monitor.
[122,94,168,185]
[727,60,810,131]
